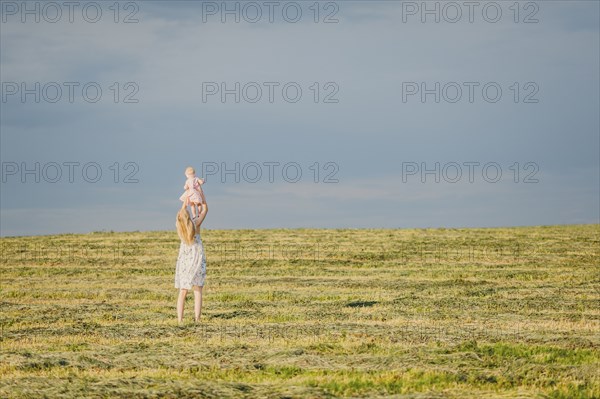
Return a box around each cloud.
[1,1,598,235]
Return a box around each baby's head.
[185,166,196,178]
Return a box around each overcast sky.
[1,0,598,236]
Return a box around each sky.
[1,0,599,236]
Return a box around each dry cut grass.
[1,224,599,398]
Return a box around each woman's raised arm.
[195,201,208,229]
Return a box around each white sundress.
[174,232,207,289]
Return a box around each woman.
[174,198,208,324]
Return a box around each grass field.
[1,225,599,398]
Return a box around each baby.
[179,166,205,219]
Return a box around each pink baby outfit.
[179,176,204,204]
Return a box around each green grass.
[1,224,599,398]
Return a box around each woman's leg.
[193,286,203,322]
[177,289,188,323]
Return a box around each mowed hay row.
[1,225,599,398]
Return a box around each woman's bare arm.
[198,185,207,204]
[195,201,208,229]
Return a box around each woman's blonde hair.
[176,206,195,245]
